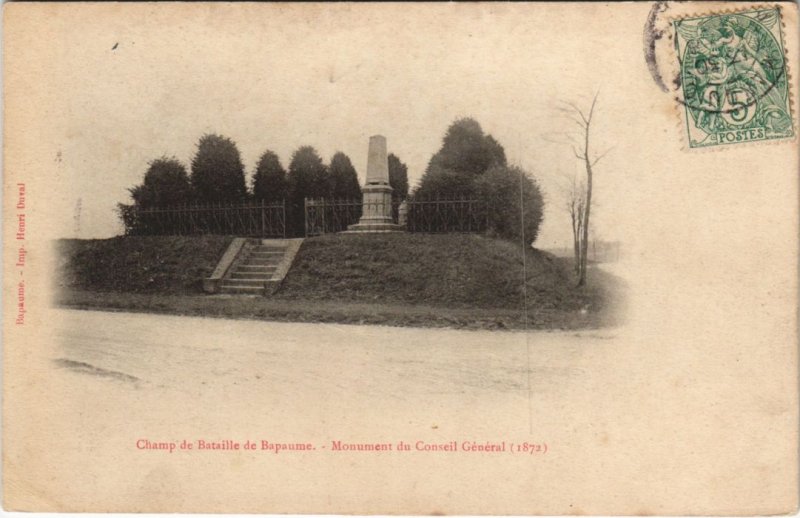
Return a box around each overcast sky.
[9,3,658,248]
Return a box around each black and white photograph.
[3,2,798,514]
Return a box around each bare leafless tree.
[560,92,611,287]
[556,170,585,274]
[567,175,586,274]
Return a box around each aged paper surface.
[3,2,798,514]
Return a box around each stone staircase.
[220,242,288,295]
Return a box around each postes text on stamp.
[673,7,794,148]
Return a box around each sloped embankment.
[55,235,233,294]
[276,233,603,312]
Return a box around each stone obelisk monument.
[347,135,404,232]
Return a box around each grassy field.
[54,233,625,330]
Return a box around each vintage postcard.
[3,2,798,514]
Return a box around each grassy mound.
[276,233,604,312]
[55,235,233,294]
[55,233,624,329]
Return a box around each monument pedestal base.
[345,222,405,233]
[345,183,405,233]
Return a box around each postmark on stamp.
[673,6,794,148]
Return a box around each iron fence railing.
[120,200,286,238]
[304,198,364,236]
[405,197,488,234]
[119,197,488,238]
[303,196,487,236]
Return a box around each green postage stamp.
[673,7,794,148]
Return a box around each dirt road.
[52,308,609,414]
[6,308,624,512]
